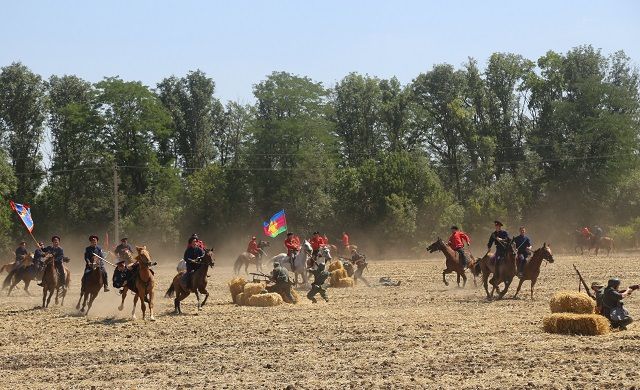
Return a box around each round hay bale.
[327,260,344,272]
[549,291,595,314]
[243,282,266,299]
[247,292,283,307]
[235,292,246,306]
[330,268,348,286]
[289,288,300,304]
[228,277,247,303]
[333,277,354,288]
[543,313,610,336]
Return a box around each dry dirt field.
[0,251,639,389]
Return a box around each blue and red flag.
[263,210,287,238]
[9,200,34,233]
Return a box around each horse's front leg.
[530,279,537,300]
[195,290,201,311]
[148,288,155,321]
[461,272,467,288]
[118,287,128,311]
[55,287,59,305]
[24,280,31,296]
[200,288,210,307]
[139,291,147,320]
[131,294,139,320]
[442,269,449,286]
[76,291,84,310]
[513,278,525,299]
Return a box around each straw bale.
[243,282,266,299]
[330,268,348,286]
[235,292,246,306]
[327,260,344,272]
[543,313,610,336]
[228,277,247,303]
[247,292,283,307]
[333,277,354,288]
[549,291,595,314]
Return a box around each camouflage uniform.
[271,262,294,303]
[307,262,330,303]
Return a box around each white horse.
[270,240,313,286]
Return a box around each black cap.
[89,235,99,241]
[190,233,199,239]
[121,237,128,241]
[494,220,503,227]
[287,232,293,236]
[313,231,319,235]
[450,226,459,230]
[188,237,197,244]
[51,235,61,241]
[608,278,621,288]
[19,241,26,245]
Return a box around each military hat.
[51,235,61,241]
[312,231,319,235]
[19,241,26,245]
[608,278,621,288]
[450,226,459,230]
[494,220,504,227]
[89,235,99,241]
[273,261,280,267]
[121,237,128,241]
[286,232,293,236]
[251,236,256,240]
[591,281,605,289]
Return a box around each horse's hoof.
[150,316,156,321]
[118,306,123,311]
[132,315,137,320]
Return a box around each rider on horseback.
[284,232,301,268]
[84,235,109,292]
[38,236,65,287]
[183,236,205,289]
[247,236,261,260]
[33,242,45,272]
[14,241,27,268]
[513,226,532,278]
[310,232,325,261]
[114,237,133,262]
[448,226,470,267]
[487,221,510,278]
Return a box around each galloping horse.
[270,240,313,286]
[0,254,28,275]
[116,249,136,312]
[131,246,156,321]
[328,243,358,258]
[76,255,104,315]
[233,241,270,275]
[426,238,477,288]
[513,243,554,299]
[166,249,215,314]
[593,237,615,256]
[3,253,42,296]
[574,231,590,255]
[478,239,517,299]
[41,254,70,308]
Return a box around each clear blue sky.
[2,0,639,103]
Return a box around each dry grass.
[543,313,610,336]
[549,291,595,314]
[243,282,266,299]
[247,293,283,307]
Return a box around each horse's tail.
[2,269,16,290]
[233,255,243,274]
[165,283,175,298]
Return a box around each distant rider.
[284,232,301,267]
[84,235,109,292]
[38,236,65,287]
[183,236,205,289]
[487,221,510,278]
[447,226,471,267]
[513,226,532,278]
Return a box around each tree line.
[0,44,639,256]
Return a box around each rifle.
[249,272,272,283]
[573,264,595,299]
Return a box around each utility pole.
[113,164,119,244]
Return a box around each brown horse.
[75,256,104,315]
[41,254,70,308]
[166,249,215,314]
[0,257,23,274]
[3,253,41,296]
[478,239,517,299]
[513,243,554,299]
[131,246,156,321]
[116,249,137,312]
[233,241,270,274]
[426,238,477,287]
[593,237,615,256]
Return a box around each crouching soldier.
[307,262,330,303]
[351,249,370,287]
[269,262,295,303]
[602,278,638,330]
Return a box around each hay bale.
[228,277,247,303]
[247,292,283,307]
[235,292,246,306]
[330,268,348,286]
[549,291,595,314]
[327,260,344,272]
[543,313,610,336]
[289,288,300,304]
[243,282,266,299]
[333,277,354,288]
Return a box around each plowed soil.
[0,252,639,389]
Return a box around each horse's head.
[259,240,270,249]
[203,249,216,268]
[135,245,153,267]
[89,255,101,270]
[538,242,554,263]
[43,253,54,264]
[319,245,332,261]
[426,238,444,253]
[302,240,312,254]
[22,253,34,266]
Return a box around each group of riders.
[448,220,532,278]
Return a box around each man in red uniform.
[284,232,301,266]
[341,232,350,251]
[310,231,325,260]
[448,226,471,266]
[247,236,259,257]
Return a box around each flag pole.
[27,231,39,247]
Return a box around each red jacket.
[284,236,301,251]
[310,236,325,251]
[247,239,259,255]
[581,227,591,238]
[448,231,471,250]
[342,233,349,247]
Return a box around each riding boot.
[103,284,110,292]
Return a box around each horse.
[166,249,215,314]
[426,238,477,288]
[3,253,42,296]
[311,245,333,267]
[75,255,104,315]
[131,246,156,321]
[574,231,590,255]
[270,240,313,286]
[513,243,554,299]
[593,237,614,256]
[41,254,70,308]
[329,243,358,258]
[0,254,26,275]
[116,249,139,312]
[233,240,270,275]
[478,239,517,299]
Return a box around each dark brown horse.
[166,249,215,314]
[41,254,70,308]
[3,253,40,295]
[478,239,517,299]
[75,256,104,315]
[513,243,554,299]
[593,237,615,256]
[131,246,156,321]
[426,238,477,287]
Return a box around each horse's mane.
[135,246,151,262]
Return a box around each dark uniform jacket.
[115,243,133,259]
[183,246,205,273]
[84,245,105,269]
[513,235,531,257]
[44,246,64,263]
[602,287,623,317]
[310,267,330,287]
[487,230,510,257]
[15,246,28,262]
